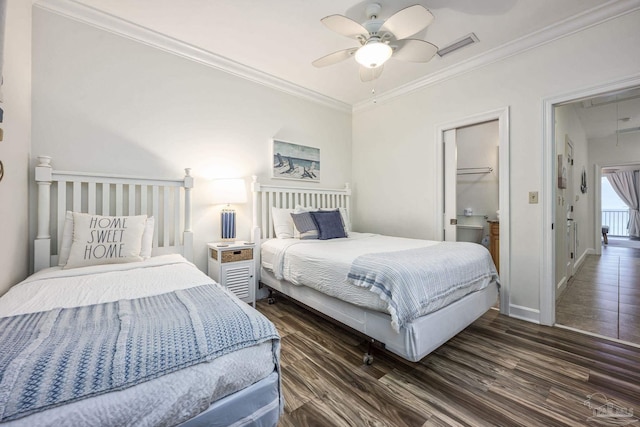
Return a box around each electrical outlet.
[529,191,539,204]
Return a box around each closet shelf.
[457,167,493,175]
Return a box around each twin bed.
[0,158,499,426]
[0,158,281,426]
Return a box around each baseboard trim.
[508,305,541,324]
[556,276,567,300]
[575,248,593,271]
[555,324,640,349]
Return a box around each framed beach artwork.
[272,139,320,182]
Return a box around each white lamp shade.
[355,41,392,68]
[211,178,247,205]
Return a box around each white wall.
[589,134,640,167]
[31,8,352,273]
[0,0,31,295]
[352,10,640,317]
[589,129,640,245]
[554,104,591,292]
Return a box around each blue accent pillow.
[290,212,318,239]
[310,210,347,240]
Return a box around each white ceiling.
[573,87,640,141]
[67,0,613,106]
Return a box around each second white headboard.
[250,176,351,242]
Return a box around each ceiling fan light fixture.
[355,40,392,68]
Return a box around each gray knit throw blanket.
[0,284,280,422]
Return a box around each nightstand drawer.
[219,248,253,263]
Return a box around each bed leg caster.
[267,290,276,305]
[362,353,374,365]
[362,339,375,365]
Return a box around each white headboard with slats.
[34,156,194,272]
[250,176,351,241]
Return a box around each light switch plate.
[529,191,539,204]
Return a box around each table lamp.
[211,178,247,241]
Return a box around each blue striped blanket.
[0,285,280,422]
[347,242,499,332]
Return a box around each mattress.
[0,255,277,426]
[262,232,442,313]
[261,232,495,324]
[261,267,499,362]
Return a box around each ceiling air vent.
[437,33,479,57]
[616,126,640,135]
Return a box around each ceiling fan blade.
[312,48,358,68]
[321,14,369,40]
[393,39,438,63]
[359,65,384,82]
[380,5,434,40]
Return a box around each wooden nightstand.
[207,242,256,307]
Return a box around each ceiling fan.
[312,3,438,82]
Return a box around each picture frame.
[272,139,320,182]
[557,154,567,189]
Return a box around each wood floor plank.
[557,249,640,346]
[285,333,431,426]
[257,298,640,427]
[380,368,514,427]
[285,356,419,426]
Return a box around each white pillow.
[59,213,155,265]
[64,213,147,269]
[340,208,351,233]
[271,207,295,239]
[58,211,75,266]
[140,217,155,259]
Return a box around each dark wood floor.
[257,298,640,427]
[556,244,640,345]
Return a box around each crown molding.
[33,0,351,113]
[33,0,640,115]
[353,0,640,113]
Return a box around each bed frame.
[251,177,499,363]
[31,157,281,426]
[34,155,194,272]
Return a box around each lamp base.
[221,208,236,241]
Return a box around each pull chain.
[615,100,619,146]
[371,71,377,104]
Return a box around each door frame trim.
[540,74,640,326]
[435,107,510,315]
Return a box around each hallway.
[556,243,640,345]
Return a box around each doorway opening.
[436,107,510,315]
[543,79,640,346]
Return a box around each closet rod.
[457,167,493,175]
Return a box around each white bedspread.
[261,233,440,313]
[0,255,276,427]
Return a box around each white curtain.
[607,170,640,238]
